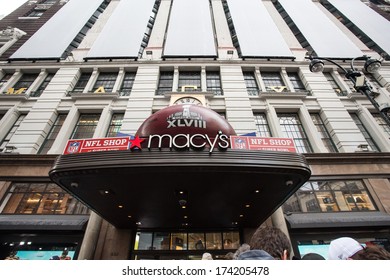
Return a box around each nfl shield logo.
[234,137,247,149]
[67,141,80,154]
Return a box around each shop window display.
[283,180,376,213]
[0,182,89,215]
[134,230,240,251]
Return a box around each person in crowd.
[349,245,390,260]
[301,253,325,260]
[224,252,234,260]
[328,236,390,260]
[4,251,19,260]
[201,252,213,260]
[234,226,291,260]
[223,239,234,249]
[328,237,364,260]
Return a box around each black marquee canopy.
[49,149,311,229]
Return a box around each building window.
[106,114,124,137]
[31,73,55,97]
[323,72,345,96]
[156,71,173,95]
[64,1,108,57]
[139,0,161,58]
[26,10,45,18]
[72,72,91,93]
[261,71,287,92]
[134,230,240,252]
[0,114,26,151]
[0,182,89,215]
[70,114,100,139]
[43,0,57,4]
[372,113,390,137]
[310,114,338,153]
[287,72,306,92]
[206,71,223,96]
[243,71,260,96]
[350,113,380,152]
[0,73,13,89]
[278,113,313,153]
[222,0,241,56]
[8,73,38,94]
[38,114,67,154]
[120,72,136,96]
[254,113,272,137]
[178,71,201,92]
[92,72,117,93]
[283,180,377,213]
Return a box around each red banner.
[230,136,297,152]
[63,137,131,155]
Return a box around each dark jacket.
[237,249,274,260]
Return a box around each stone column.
[77,212,103,260]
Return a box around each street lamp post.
[307,55,390,128]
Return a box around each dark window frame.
[38,114,67,154]
[278,113,313,153]
[70,114,100,140]
[243,71,260,96]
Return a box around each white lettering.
[173,134,190,149]
[167,120,176,128]
[205,131,221,154]
[190,134,206,149]
[148,134,173,149]
[85,140,101,147]
[251,138,268,145]
[270,139,292,146]
[147,132,230,153]
[218,134,230,149]
[103,139,127,146]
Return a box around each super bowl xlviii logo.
[67,141,81,154]
[167,105,207,129]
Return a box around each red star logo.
[129,135,144,150]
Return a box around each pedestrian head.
[301,253,325,260]
[249,226,291,260]
[328,237,364,260]
[349,245,390,260]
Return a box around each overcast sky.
[0,0,27,19]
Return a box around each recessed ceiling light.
[255,190,260,193]
[99,189,114,195]
[239,214,244,218]
[245,204,250,208]
[181,205,186,209]
[118,205,123,208]
[128,215,132,218]
[184,216,188,219]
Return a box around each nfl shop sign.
[230,136,297,152]
[64,137,132,155]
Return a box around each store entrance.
[133,251,233,260]
[131,230,241,260]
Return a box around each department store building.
[0,0,390,260]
